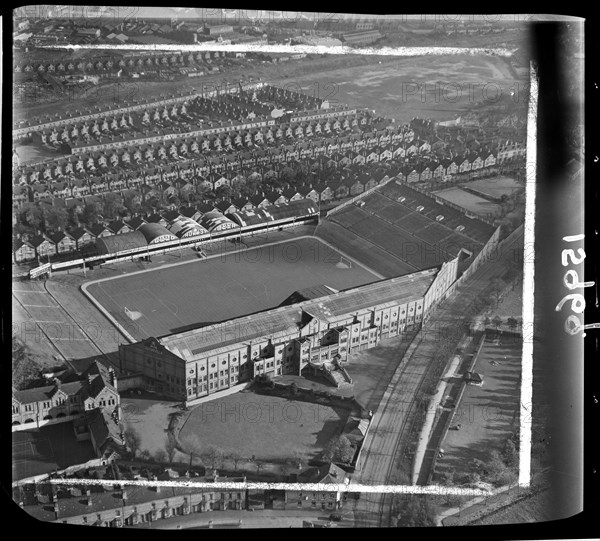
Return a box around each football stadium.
[99,179,501,406]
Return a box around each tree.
[80,201,101,226]
[253,459,264,475]
[507,317,519,332]
[20,203,44,232]
[322,435,354,464]
[492,315,503,330]
[165,434,178,463]
[501,438,519,468]
[439,468,455,486]
[203,446,224,470]
[484,449,506,481]
[123,191,141,215]
[228,452,243,471]
[489,277,505,308]
[124,428,142,457]
[396,496,436,527]
[215,185,231,200]
[289,382,299,396]
[154,449,167,463]
[103,192,125,220]
[42,205,68,232]
[66,206,79,228]
[254,373,274,388]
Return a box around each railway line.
[351,226,524,527]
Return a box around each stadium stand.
[324,179,497,274]
[96,230,147,255]
[227,199,319,228]
[138,223,178,245]
[199,211,239,233]
[167,217,209,238]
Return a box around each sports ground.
[84,237,381,340]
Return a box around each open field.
[466,176,523,200]
[13,55,395,124]
[120,396,182,460]
[433,333,521,481]
[14,52,526,129]
[177,391,348,463]
[278,54,525,124]
[12,424,96,481]
[84,236,380,340]
[433,187,501,218]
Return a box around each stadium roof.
[138,223,177,244]
[227,199,318,228]
[199,211,238,232]
[96,230,147,255]
[279,285,338,306]
[158,268,437,360]
[167,217,209,238]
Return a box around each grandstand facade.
[118,261,458,404]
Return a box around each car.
[329,513,342,522]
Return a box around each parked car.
[329,513,342,522]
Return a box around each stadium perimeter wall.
[326,176,394,218]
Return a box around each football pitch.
[84,236,381,340]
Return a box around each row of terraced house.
[14,126,524,188]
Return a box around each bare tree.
[124,428,142,457]
[228,452,243,471]
[203,446,224,470]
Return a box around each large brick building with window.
[118,259,458,405]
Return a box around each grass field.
[177,391,348,463]
[84,237,380,340]
[433,187,501,218]
[433,334,521,481]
